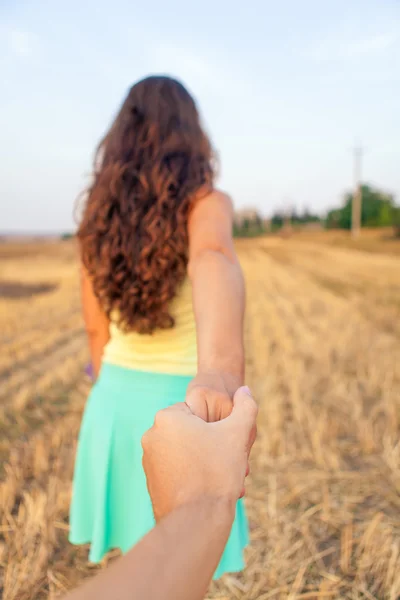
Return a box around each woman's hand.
[185,371,240,422]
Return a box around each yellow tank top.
[102,278,197,376]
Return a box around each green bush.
[233,217,266,238]
[326,185,398,230]
[392,207,400,238]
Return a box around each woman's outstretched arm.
[80,266,110,379]
[186,190,245,421]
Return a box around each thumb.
[225,386,258,444]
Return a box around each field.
[1,233,400,599]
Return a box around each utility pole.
[351,145,363,237]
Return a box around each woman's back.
[103,278,197,376]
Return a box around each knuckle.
[141,429,151,451]
[153,407,168,426]
[248,397,259,419]
[154,406,177,429]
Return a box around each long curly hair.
[78,76,215,334]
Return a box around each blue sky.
[1,0,399,232]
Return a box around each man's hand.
[142,386,258,522]
[185,374,257,478]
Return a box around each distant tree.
[233,211,266,238]
[271,212,284,230]
[326,184,397,230]
[325,209,341,229]
[271,208,321,230]
[61,232,74,240]
[254,213,263,229]
[301,207,320,224]
[393,206,400,238]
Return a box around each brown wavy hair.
[78,76,215,334]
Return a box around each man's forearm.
[191,250,245,385]
[63,495,236,600]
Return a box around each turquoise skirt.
[69,363,249,579]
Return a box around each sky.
[1,0,399,232]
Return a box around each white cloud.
[8,29,39,59]
[309,31,398,62]
[87,37,228,102]
[144,41,222,93]
[346,33,398,56]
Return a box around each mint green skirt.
[69,363,249,579]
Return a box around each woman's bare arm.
[186,190,245,420]
[81,266,110,379]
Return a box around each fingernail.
[242,386,252,396]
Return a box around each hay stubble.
[0,237,399,599]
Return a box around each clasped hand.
[142,378,258,522]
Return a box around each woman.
[70,76,248,578]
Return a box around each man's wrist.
[185,493,237,526]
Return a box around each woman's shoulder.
[193,188,234,216]
[187,188,236,272]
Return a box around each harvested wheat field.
[1,234,399,600]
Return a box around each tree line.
[234,184,400,238]
[326,185,399,231]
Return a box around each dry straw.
[1,234,399,599]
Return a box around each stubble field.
[0,233,399,599]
